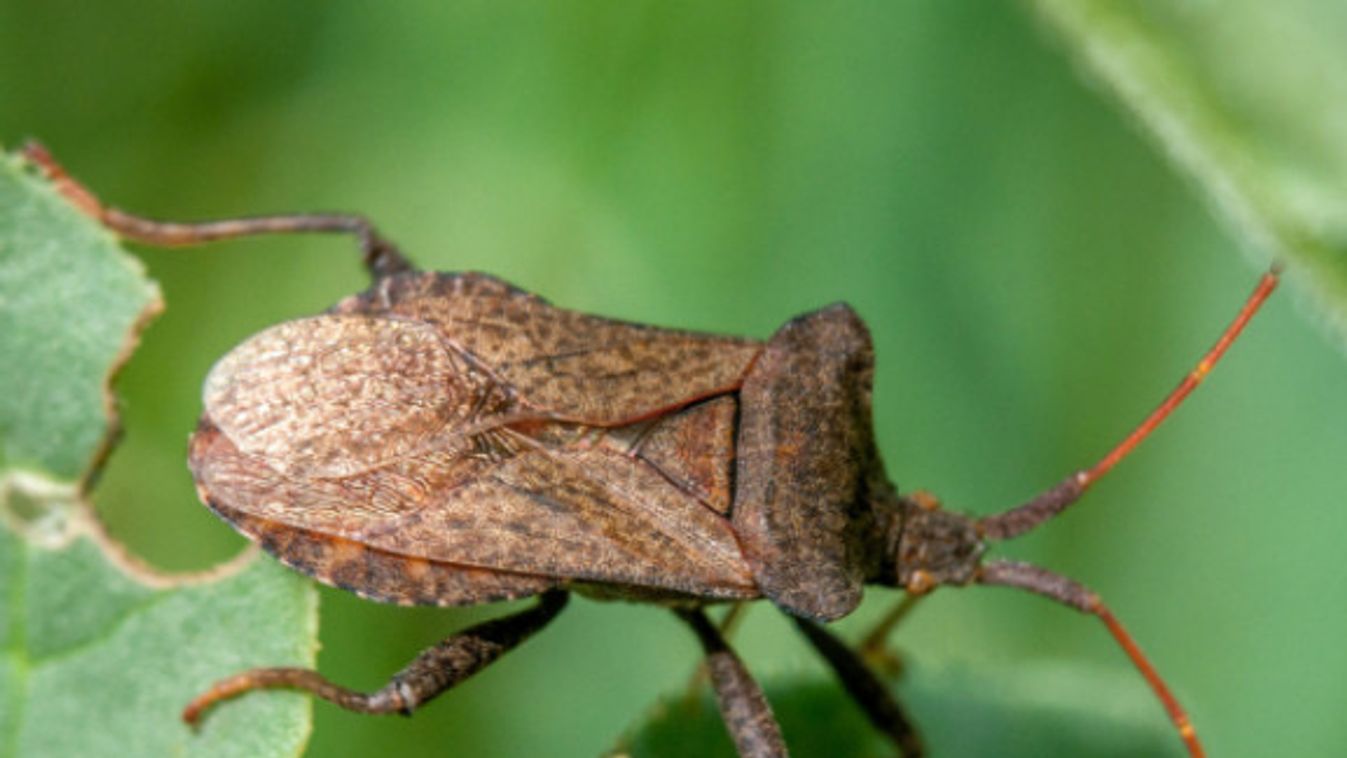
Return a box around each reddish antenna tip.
[980,266,1280,541]
[1079,265,1280,490]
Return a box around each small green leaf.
[0,149,319,758]
[1024,0,1347,347]
[0,150,162,479]
[620,662,1180,758]
[0,519,317,758]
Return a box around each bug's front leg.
[183,590,568,725]
[858,590,925,678]
[676,608,789,758]
[793,616,923,757]
[19,141,414,281]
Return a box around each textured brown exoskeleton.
[28,143,1280,758]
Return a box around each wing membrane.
[191,421,758,600]
[194,270,764,605]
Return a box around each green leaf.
[0,150,162,479]
[0,150,319,758]
[0,521,318,758]
[1024,0,1347,346]
[619,662,1180,758]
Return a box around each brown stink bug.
[28,143,1279,758]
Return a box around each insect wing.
[331,271,763,425]
[191,419,758,601]
[193,272,768,604]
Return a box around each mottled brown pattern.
[194,269,770,605]
[633,396,738,514]
[204,315,473,478]
[192,401,758,602]
[208,498,556,606]
[329,271,764,425]
[192,271,905,618]
[732,304,884,621]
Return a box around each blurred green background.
[3,2,1345,756]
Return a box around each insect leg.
[978,560,1204,758]
[676,607,789,758]
[20,141,413,280]
[680,602,753,709]
[182,590,568,726]
[793,616,923,757]
[979,267,1279,541]
[857,592,925,676]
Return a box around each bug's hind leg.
[20,141,413,281]
[676,607,789,758]
[794,616,923,757]
[182,590,568,726]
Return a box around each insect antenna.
[970,266,1281,758]
[978,265,1281,541]
[19,141,413,279]
[978,560,1206,757]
